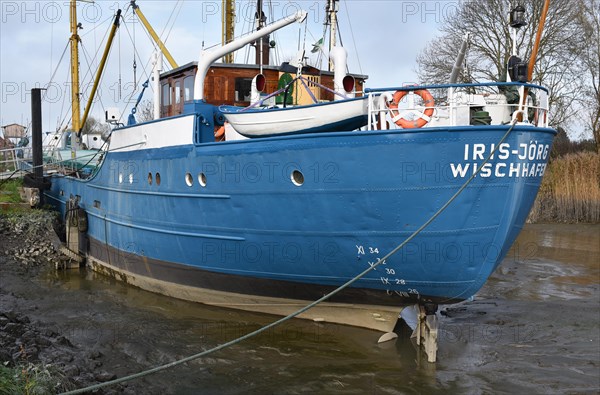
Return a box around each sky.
[0,0,453,132]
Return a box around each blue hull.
[46,123,555,308]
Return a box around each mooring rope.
[60,120,519,394]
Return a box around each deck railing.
[0,146,33,179]
[366,82,550,131]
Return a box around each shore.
[0,210,157,394]
[528,151,600,223]
[1,209,598,394]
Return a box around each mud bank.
[1,210,599,394]
[0,211,161,394]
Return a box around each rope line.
[59,120,519,395]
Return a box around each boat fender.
[388,89,435,128]
[214,124,226,141]
[77,208,88,233]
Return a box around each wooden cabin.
[1,123,26,138]
[159,62,367,118]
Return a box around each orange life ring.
[388,89,435,128]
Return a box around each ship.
[36,0,555,362]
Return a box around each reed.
[0,362,72,395]
[529,151,600,223]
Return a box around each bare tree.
[137,100,155,123]
[80,116,110,136]
[416,0,583,130]
[574,0,600,148]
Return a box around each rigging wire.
[43,42,70,102]
[55,12,112,132]
[48,11,113,134]
[159,0,180,39]
[132,10,137,92]
[115,18,152,125]
[57,62,72,132]
[301,13,308,55]
[118,20,122,100]
[79,42,110,122]
[49,15,54,133]
[42,42,69,131]
[316,2,329,69]
[242,6,254,64]
[78,6,123,127]
[124,9,163,75]
[59,118,521,395]
[163,0,184,44]
[268,0,279,64]
[341,0,363,75]
[121,15,147,73]
[78,16,112,97]
[80,14,113,38]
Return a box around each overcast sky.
[0,0,454,131]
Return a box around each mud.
[0,211,160,394]
[1,211,598,394]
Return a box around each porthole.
[118,173,123,184]
[156,173,161,186]
[185,172,193,187]
[291,170,304,186]
[129,174,134,184]
[148,172,153,185]
[198,172,207,187]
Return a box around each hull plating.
[46,125,555,309]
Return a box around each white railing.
[0,146,32,179]
[366,82,550,131]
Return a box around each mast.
[517,0,551,120]
[222,0,235,63]
[69,0,81,135]
[254,0,270,67]
[527,0,551,82]
[327,0,338,71]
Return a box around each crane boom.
[131,0,178,69]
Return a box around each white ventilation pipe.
[194,11,307,101]
[329,46,350,101]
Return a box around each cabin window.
[184,76,194,102]
[175,84,181,104]
[235,78,252,102]
[161,84,171,106]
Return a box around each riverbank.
[529,151,600,223]
[0,210,154,394]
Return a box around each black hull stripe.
[88,238,463,306]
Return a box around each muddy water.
[6,224,600,394]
